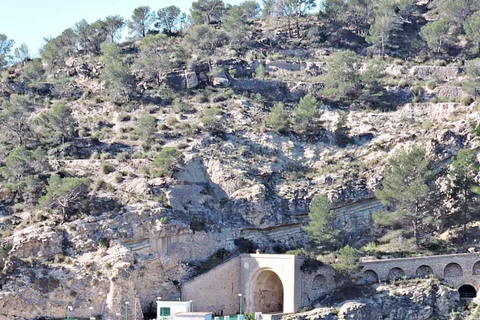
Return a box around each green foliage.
[135,34,177,84]
[334,112,352,147]
[224,2,260,46]
[40,28,77,69]
[73,19,108,55]
[366,0,402,57]
[359,58,389,108]
[0,34,14,70]
[320,0,375,39]
[397,0,418,22]
[0,94,34,147]
[34,102,77,148]
[200,106,223,132]
[136,113,157,143]
[420,19,452,57]
[464,11,480,54]
[435,0,480,31]
[191,0,225,24]
[266,102,289,133]
[104,15,125,43]
[0,242,13,255]
[321,51,360,102]
[128,6,154,39]
[304,195,339,250]
[293,93,319,131]
[173,98,195,114]
[153,147,184,177]
[0,147,47,203]
[462,59,480,99]
[13,43,30,63]
[182,25,228,60]
[156,6,181,33]
[333,245,360,276]
[444,149,480,240]
[101,162,115,175]
[19,59,45,90]
[38,174,90,222]
[100,42,135,104]
[284,0,316,37]
[374,145,431,247]
[244,313,255,320]
[98,238,110,249]
[254,63,267,79]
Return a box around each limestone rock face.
[411,66,461,80]
[287,280,459,320]
[11,225,63,259]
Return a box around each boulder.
[185,71,199,89]
[212,72,230,87]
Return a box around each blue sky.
[0,0,245,56]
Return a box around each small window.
[160,307,171,316]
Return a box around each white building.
[157,301,205,320]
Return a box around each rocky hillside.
[1,0,480,318]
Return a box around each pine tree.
[366,0,402,57]
[39,174,90,222]
[464,11,480,55]
[420,19,452,57]
[444,149,480,241]
[374,145,431,248]
[128,6,155,39]
[266,102,289,133]
[304,195,339,250]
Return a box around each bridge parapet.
[360,253,480,290]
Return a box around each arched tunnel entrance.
[459,284,477,299]
[252,270,284,313]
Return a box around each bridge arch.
[388,267,405,281]
[444,263,463,277]
[415,265,434,278]
[472,261,480,275]
[250,268,284,313]
[459,284,477,299]
[362,270,379,284]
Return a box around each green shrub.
[200,107,223,132]
[153,147,184,177]
[332,245,360,276]
[0,242,13,254]
[266,102,289,133]
[461,95,474,106]
[117,113,131,122]
[101,162,115,174]
[113,172,124,183]
[255,63,266,79]
[426,81,436,90]
[173,98,195,114]
[98,238,110,249]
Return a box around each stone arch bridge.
[361,253,480,298]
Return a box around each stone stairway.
[121,239,151,252]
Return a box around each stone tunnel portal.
[459,284,477,299]
[252,269,284,313]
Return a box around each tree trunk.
[413,218,419,248]
[462,191,468,242]
[295,17,300,38]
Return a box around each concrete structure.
[156,301,193,320]
[182,254,338,316]
[175,312,212,320]
[360,253,480,298]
